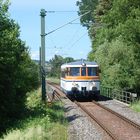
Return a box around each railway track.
[47,82,140,140]
[47,81,67,101]
[76,101,140,140]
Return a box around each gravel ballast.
[63,98,111,140]
[98,99,140,125]
[62,97,140,140]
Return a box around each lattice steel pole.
[40,9,46,101]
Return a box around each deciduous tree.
[77,0,140,94]
[0,0,40,132]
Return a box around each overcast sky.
[9,0,91,60]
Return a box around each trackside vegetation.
[47,55,74,78]
[47,77,60,84]
[1,89,68,140]
[0,0,40,134]
[131,101,140,112]
[77,0,140,96]
[0,1,68,139]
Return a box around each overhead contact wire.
[45,11,91,36]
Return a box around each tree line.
[47,55,74,78]
[77,0,140,95]
[0,0,40,133]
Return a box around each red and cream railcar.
[60,60,100,97]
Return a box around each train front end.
[60,60,100,97]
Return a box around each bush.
[0,0,40,133]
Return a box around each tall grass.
[131,100,140,112]
[1,89,68,140]
[47,77,60,84]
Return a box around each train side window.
[88,67,98,76]
[70,67,80,76]
[81,67,86,76]
[61,68,68,78]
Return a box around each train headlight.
[89,81,95,86]
[92,82,96,87]
[89,81,96,90]
[72,82,79,88]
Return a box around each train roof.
[61,60,98,68]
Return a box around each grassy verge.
[1,89,68,140]
[130,100,140,112]
[47,77,60,84]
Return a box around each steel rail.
[75,101,118,140]
[92,101,140,130]
[47,81,67,99]
[47,81,140,139]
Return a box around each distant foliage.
[78,0,140,94]
[0,0,39,132]
[47,55,74,78]
[76,0,98,28]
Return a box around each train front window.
[88,67,98,76]
[81,67,86,76]
[70,67,80,76]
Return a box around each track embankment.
[76,101,140,140]
[47,81,140,140]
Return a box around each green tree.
[48,55,64,78]
[0,0,40,132]
[64,57,74,63]
[76,0,98,28]
[77,0,140,94]
[47,55,74,78]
